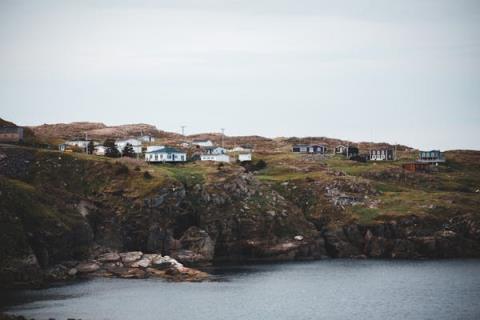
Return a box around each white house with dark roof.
[145,147,187,163]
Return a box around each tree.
[87,140,95,154]
[104,138,121,158]
[122,143,136,158]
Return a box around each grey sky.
[1,0,479,150]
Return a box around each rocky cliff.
[0,145,479,288]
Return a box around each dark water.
[2,260,480,320]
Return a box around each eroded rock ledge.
[46,251,209,284]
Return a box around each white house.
[145,147,187,163]
[200,154,230,163]
[230,146,252,153]
[94,145,107,156]
[238,153,252,162]
[116,138,142,154]
[138,134,155,143]
[146,145,165,152]
[192,139,214,147]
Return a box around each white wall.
[201,154,230,163]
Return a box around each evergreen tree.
[122,143,136,158]
[104,138,121,158]
[87,140,95,154]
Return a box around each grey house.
[418,150,445,163]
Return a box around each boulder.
[119,251,143,264]
[76,262,100,273]
[97,252,121,263]
[131,258,151,269]
[151,256,182,270]
[68,268,78,276]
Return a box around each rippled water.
[2,260,480,320]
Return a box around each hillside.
[29,122,181,143]
[1,143,479,288]
[25,120,410,153]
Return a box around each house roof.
[293,144,326,147]
[146,147,184,154]
[203,146,224,150]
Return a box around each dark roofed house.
[292,144,327,154]
[418,150,445,163]
[0,126,24,143]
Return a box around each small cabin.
[402,162,431,172]
[238,153,252,162]
[336,145,359,158]
[145,147,187,163]
[0,126,23,142]
[418,150,445,163]
[335,145,347,154]
[369,149,395,161]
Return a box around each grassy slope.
[3,146,479,232]
[253,150,480,225]
[83,149,479,227]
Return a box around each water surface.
[2,260,480,320]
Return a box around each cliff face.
[0,145,479,288]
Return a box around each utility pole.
[221,128,225,148]
[181,125,186,137]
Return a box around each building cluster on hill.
[58,136,253,164]
[291,143,445,169]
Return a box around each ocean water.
[2,260,480,320]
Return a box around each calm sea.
[2,260,480,320]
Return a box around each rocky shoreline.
[25,251,209,289]
[1,146,480,290]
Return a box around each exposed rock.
[68,268,78,276]
[175,227,215,265]
[97,252,121,263]
[131,258,151,268]
[76,262,100,273]
[119,251,143,264]
[151,256,181,270]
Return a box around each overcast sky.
[1,0,479,150]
